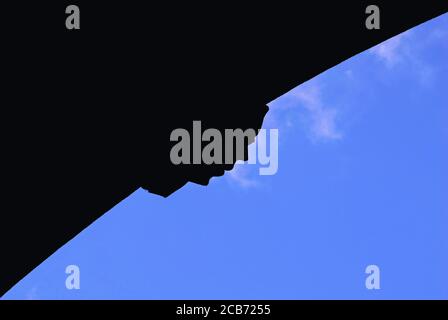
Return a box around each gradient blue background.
[3,14,447,300]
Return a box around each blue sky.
[3,14,447,300]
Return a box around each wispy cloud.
[291,84,342,141]
[370,30,438,86]
[429,15,448,42]
[370,32,408,67]
[225,163,259,188]
[268,82,342,142]
[26,286,39,300]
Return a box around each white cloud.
[225,163,259,188]
[288,83,342,142]
[344,69,354,79]
[370,33,406,67]
[370,29,438,86]
[429,15,448,41]
[309,108,341,141]
[26,286,39,300]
